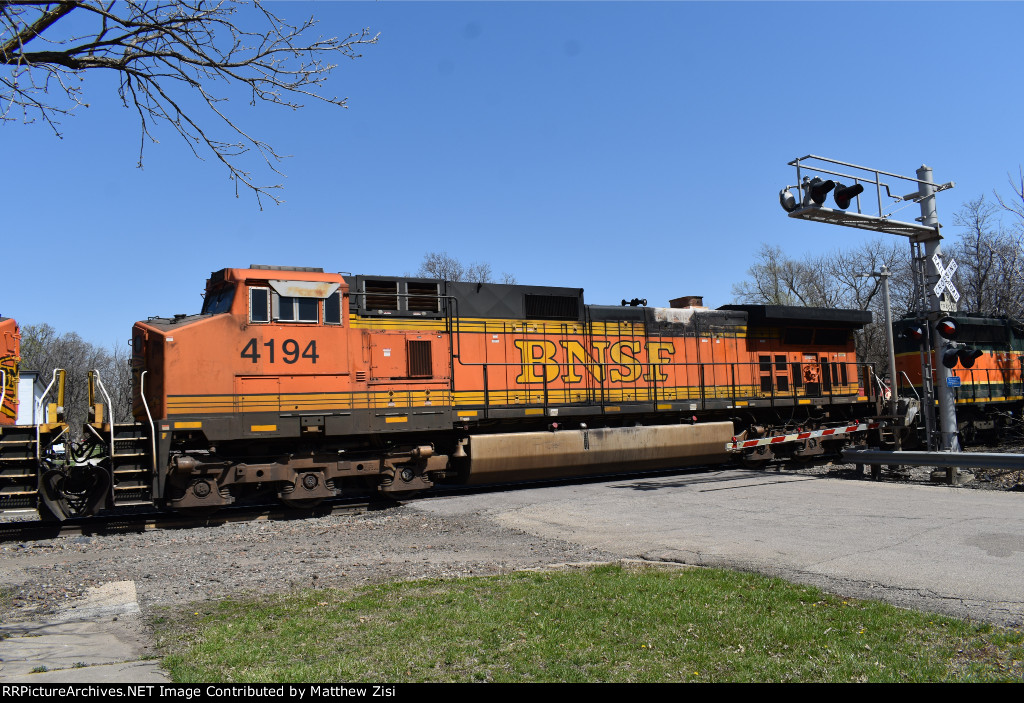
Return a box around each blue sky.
[4,1,1023,348]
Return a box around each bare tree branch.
[19,322,132,436]
[1,1,378,206]
[951,195,1024,318]
[994,166,1024,234]
[731,240,910,368]
[414,251,517,285]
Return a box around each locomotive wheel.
[740,454,770,469]
[740,445,773,468]
[960,424,977,446]
[280,497,325,510]
[378,464,430,500]
[380,489,423,501]
[177,505,223,518]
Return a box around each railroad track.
[0,497,387,544]
[4,448,1017,544]
[0,463,735,542]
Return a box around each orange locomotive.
[106,265,876,515]
[893,315,1024,442]
[0,318,72,515]
[1,316,19,426]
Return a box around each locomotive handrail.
[0,369,5,420]
[872,373,890,401]
[899,372,920,401]
[91,369,116,465]
[140,370,157,474]
[34,368,64,462]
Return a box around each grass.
[152,564,1023,683]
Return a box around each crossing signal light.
[834,182,864,210]
[805,177,836,205]
[942,346,984,369]
[960,348,984,369]
[936,317,959,339]
[900,324,925,343]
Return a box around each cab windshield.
[202,286,235,314]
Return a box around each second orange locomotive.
[123,265,873,513]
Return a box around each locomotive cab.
[134,265,351,428]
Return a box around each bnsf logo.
[513,340,676,384]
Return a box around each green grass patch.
[153,565,1023,683]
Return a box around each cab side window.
[324,292,342,325]
[250,287,270,323]
[276,296,318,323]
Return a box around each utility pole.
[858,265,898,417]
[915,165,960,454]
[880,266,898,417]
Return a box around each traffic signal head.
[936,317,959,339]
[958,348,983,369]
[804,177,836,206]
[941,345,984,369]
[941,348,959,369]
[900,324,926,343]
[834,182,865,210]
[779,188,798,212]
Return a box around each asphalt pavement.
[416,469,1024,627]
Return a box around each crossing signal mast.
[778,155,959,455]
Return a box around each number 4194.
[241,338,319,364]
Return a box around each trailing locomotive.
[0,318,74,516]
[893,314,1024,442]
[1,316,18,426]
[3,266,884,520]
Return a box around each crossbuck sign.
[932,253,960,303]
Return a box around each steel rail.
[844,448,1024,470]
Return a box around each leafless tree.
[731,240,910,368]
[951,195,1024,319]
[18,323,132,436]
[415,251,518,285]
[729,245,811,306]
[1,1,377,206]
[994,167,1024,232]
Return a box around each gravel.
[0,504,618,622]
